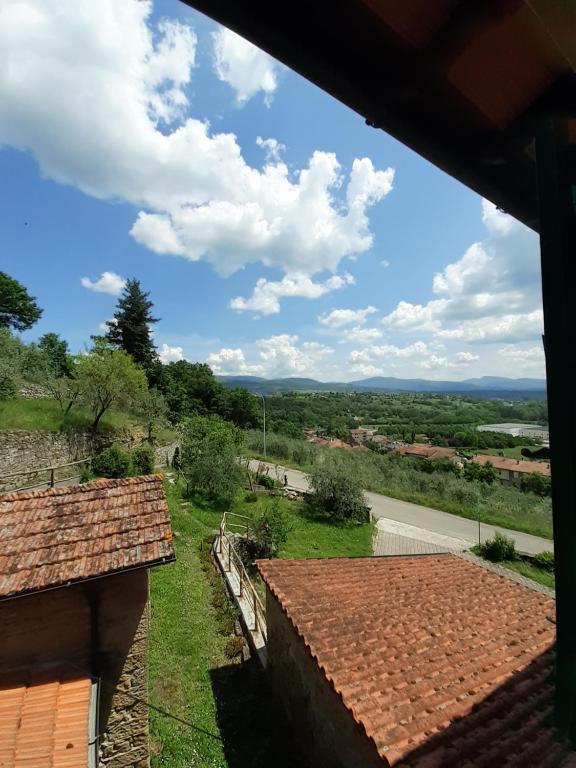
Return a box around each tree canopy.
[0,272,42,331]
[75,345,148,430]
[105,278,159,377]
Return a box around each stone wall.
[97,570,150,768]
[0,429,179,490]
[266,589,384,768]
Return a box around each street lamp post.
[260,394,267,459]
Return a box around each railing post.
[253,588,258,632]
[50,468,55,488]
[227,538,231,572]
[239,567,243,598]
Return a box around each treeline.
[262,391,547,447]
[0,271,260,434]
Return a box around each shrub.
[244,491,258,503]
[0,372,17,400]
[171,445,181,471]
[132,445,155,475]
[92,445,132,478]
[224,636,245,659]
[79,465,95,484]
[474,532,517,562]
[307,456,369,523]
[237,499,292,568]
[257,474,275,490]
[533,550,555,572]
[520,472,552,497]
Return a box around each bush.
[520,472,551,497]
[0,372,17,400]
[171,445,181,471]
[132,445,155,475]
[474,532,517,562]
[244,491,258,503]
[257,474,275,490]
[307,457,369,523]
[533,550,555,572]
[79,465,95,484]
[224,636,245,659]
[92,445,132,478]
[237,499,292,568]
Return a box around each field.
[149,480,372,766]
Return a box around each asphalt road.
[249,459,553,555]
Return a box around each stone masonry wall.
[266,589,384,768]
[0,429,179,490]
[97,570,151,768]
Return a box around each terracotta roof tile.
[0,475,174,600]
[0,670,91,768]
[473,454,551,476]
[258,555,571,766]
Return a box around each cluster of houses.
[303,426,551,485]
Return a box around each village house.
[349,428,376,444]
[258,554,570,767]
[472,453,551,485]
[0,474,174,768]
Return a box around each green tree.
[75,346,148,430]
[220,387,260,429]
[161,361,224,421]
[139,387,168,443]
[520,472,551,497]
[306,456,369,522]
[463,460,497,485]
[0,272,42,331]
[38,333,72,377]
[105,278,159,377]
[179,414,243,507]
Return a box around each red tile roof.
[473,454,551,476]
[0,475,174,600]
[0,670,92,768]
[397,443,457,460]
[258,555,571,766]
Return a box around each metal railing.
[216,512,267,640]
[0,457,93,492]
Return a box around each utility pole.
[260,394,267,459]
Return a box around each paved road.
[249,459,553,555]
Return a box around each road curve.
[248,459,553,555]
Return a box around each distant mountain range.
[217,375,547,398]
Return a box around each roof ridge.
[0,473,163,502]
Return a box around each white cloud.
[380,200,542,345]
[319,305,377,328]
[341,326,383,344]
[498,345,544,363]
[231,273,354,315]
[0,1,394,284]
[207,335,334,378]
[455,351,479,363]
[207,347,263,375]
[159,343,184,363]
[381,259,390,268]
[350,341,429,365]
[256,136,285,163]
[381,300,445,333]
[212,27,278,105]
[81,271,126,295]
[436,310,543,344]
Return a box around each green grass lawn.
[0,398,136,432]
[149,481,372,767]
[476,446,543,460]
[502,559,555,590]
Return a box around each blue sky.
[0,0,545,381]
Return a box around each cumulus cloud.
[81,271,126,295]
[159,343,184,363]
[231,273,354,315]
[0,1,393,288]
[319,305,377,328]
[350,341,429,366]
[341,326,383,344]
[208,335,333,378]
[256,136,285,163]
[380,199,542,345]
[212,27,278,105]
[498,345,544,363]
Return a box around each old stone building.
[0,475,175,767]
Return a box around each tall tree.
[105,279,159,376]
[0,272,42,331]
[38,333,72,377]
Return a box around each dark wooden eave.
[181,0,575,232]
